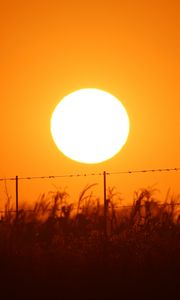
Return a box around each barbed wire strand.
[0,167,180,182]
[108,167,180,175]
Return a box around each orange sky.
[0,0,180,205]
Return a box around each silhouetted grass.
[0,185,180,300]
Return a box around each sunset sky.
[0,0,180,204]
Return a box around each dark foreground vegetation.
[0,186,180,300]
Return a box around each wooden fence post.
[103,171,107,238]
[16,176,19,218]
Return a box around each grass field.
[0,186,180,299]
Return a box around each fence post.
[16,176,19,218]
[103,171,107,238]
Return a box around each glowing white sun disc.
[51,88,130,164]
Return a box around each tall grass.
[0,185,180,300]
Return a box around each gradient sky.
[0,0,180,204]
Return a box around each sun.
[50,88,130,164]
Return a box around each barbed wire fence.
[0,167,180,207]
[0,167,180,236]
